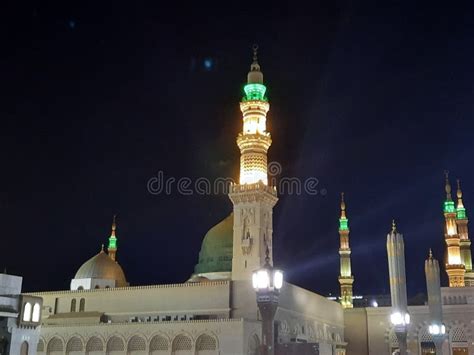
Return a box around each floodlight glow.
[372,300,378,308]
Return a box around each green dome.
[194,213,233,274]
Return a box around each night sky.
[2,2,474,298]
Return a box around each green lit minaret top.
[108,215,118,261]
[339,192,349,231]
[242,45,268,102]
[456,179,467,219]
[444,171,456,213]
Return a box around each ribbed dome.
[194,213,233,274]
[75,250,127,287]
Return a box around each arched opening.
[20,341,29,355]
[23,302,32,321]
[149,334,168,354]
[37,338,45,354]
[127,335,146,354]
[450,326,468,355]
[171,334,192,355]
[79,298,85,312]
[47,337,64,355]
[66,336,84,354]
[70,299,77,312]
[195,334,217,354]
[32,303,41,322]
[106,336,125,354]
[418,326,435,354]
[86,336,104,354]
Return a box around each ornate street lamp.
[252,248,283,355]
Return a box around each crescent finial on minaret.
[429,248,433,259]
[391,219,397,233]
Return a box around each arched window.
[127,335,146,353]
[23,302,32,322]
[66,337,83,353]
[47,337,63,354]
[171,334,192,353]
[95,285,100,289]
[37,339,45,353]
[150,334,168,352]
[20,341,29,355]
[79,298,85,312]
[106,336,125,353]
[196,334,217,353]
[86,337,104,352]
[77,286,84,290]
[70,299,76,312]
[32,303,41,322]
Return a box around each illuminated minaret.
[107,215,118,261]
[456,179,473,285]
[229,46,278,281]
[338,192,354,309]
[443,171,465,287]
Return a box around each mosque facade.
[4,49,472,354]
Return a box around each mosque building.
[26,48,345,355]
[8,48,473,355]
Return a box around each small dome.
[75,250,127,287]
[194,213,233,274]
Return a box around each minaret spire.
[107,215,118,261]
[456,179,473,285]
[229,46,278,281]
[443,171,465,287]
[338,192,354,309]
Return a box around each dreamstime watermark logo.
[147,161,326,196]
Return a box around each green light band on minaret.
[108,236,117,249]
[339,217,349,231]
[457,207,466,220]
[243,83,267,101]
[444,200,455,214]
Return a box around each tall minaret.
[443,171,465,287]
[229,46,278,281]
[456,179,473,285]
[338,192,354,309]
[107,215,118,261]
[386,220,410,355]
[425,249,446,354]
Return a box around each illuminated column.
[229,46,278,281]
[387,221,409,355]
[443,172,465,287]
[425,249,446,354]
[338,193,354,309]
[107,215,118,261]
[456,179,473,285]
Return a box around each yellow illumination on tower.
[443,171,465,287]
[237,45,272,186]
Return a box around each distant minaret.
[338,193,354,309]
[107,215,118,261]
[229,46,278,280]
[425,249,446,354]
[456,179,473,285]
[443,172,465,287]
[387,220,409,355]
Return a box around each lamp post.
[252,249,283,355]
